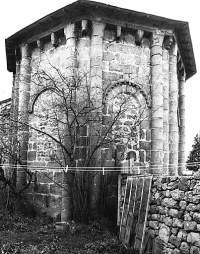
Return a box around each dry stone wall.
[119,175,200,253]
[148,175,200,254]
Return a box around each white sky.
[1,0,199,158]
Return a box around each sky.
[0,0,199,158]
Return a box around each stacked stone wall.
[120,175,200,253]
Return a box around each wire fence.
[0,161,199,175]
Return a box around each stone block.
[177,230,187,241]
[49,184,63,195]
[37,171,53,184]
[171,227,178,235]
[28,151,36,161]
[179,201,187,210]
[49,195,62,208]
[79,147,87,159]
[34,183,49,194]
[171,189,184,201]
[43,195,50,208]
[103,51,115,61]
[173,218,183,228]
[120,65,139,75]
[107,44,121,53]
[163,217,173,226]
[187,232,200,247]
[149,220,159,230]
[193,213,200,224]
[159,224,170,243]
[139,141,150,151]
[190,246,200,254]
[102,71,123,82]
[139,150,145,163]
[151,214,160,221]
[161,198,178,209]
[173,249,180,254]
[178,177,189,191]
[25,193,34,204]
[169,234,181,248]
[34,194,44,207]
[184,221,197,231]
[179,242,189,254]
[53,171,62,184]
[140,129,146,140]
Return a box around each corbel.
[81,20,88,36]
[36,39,44,50]
[116,26,121,41]
[51,32,58,47]
[163,36,173,50]
[135,30,144,46]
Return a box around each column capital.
[64,23,76,38]
[163,36,174,50]
[151,31,164,47]
[91,21,106,37]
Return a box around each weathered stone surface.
[173,248,180,254]
[169,208,179,218]
[178,177,189,191]
[37,172,54,184]
[186,203,197,212]
[171,189,184,201]
[173,218,183,228]
[197,224,200,232]
[193,213,200,224]
[171,227,178,235]
[187,232,200,246]
[177,230,187,241]
[149,221,159,230]
[169,234,181,248]
[151,214,160,221]
[184,221,197,231]
[190,246,200,254]
[163,217,173,226]
[180,201,187,210]
[162,198,178,208]
[179,242,189,254]
[159,224,170,243]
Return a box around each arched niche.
[103,80,150,169]
[28,86,56,114]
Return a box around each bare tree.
[0,100,33,213]
[1,55,148,221]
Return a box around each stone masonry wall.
[26,169,63,219]
[120,175,200,253]
[148,175,200,254]
[102,27,151,173]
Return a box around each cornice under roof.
[5,0,196,80]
